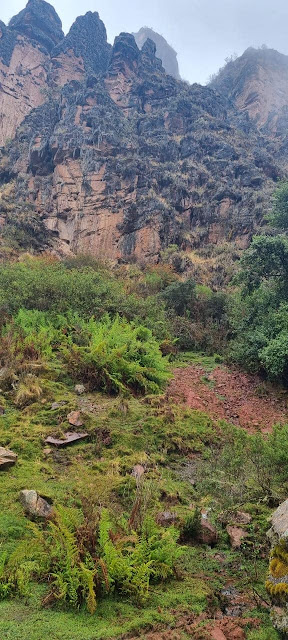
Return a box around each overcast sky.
[2,0,288,83]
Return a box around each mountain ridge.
[0,0,287,263]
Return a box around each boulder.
[51,401,66,410]
[74,384,85,395]
[19,490,54,519]
[267,498,288,544]
[226,525,248,549]
[67,410,84,427]
[233,511,251,525]
[199,511,218,546]
[0,447,17,470]
[211,629,227,640]
[156,511,178,527]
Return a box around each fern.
[0,508,183,611]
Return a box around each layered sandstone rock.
[0,27,49,145]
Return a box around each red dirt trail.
[168,365,288,432]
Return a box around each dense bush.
[230,182,288,383]
[0,256,170,339]
[162,281,229,353]
[2,310,169,395]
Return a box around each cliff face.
[133,27,180,79]
[210,47,288,136]
[0,2,287,262]
[0,1,111,146]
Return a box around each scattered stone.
[43,447,52,457]
[227,525,248,549]
[234,511,251,525]
[19,490,54,519]
[67,410,84,427]
[199,511,218,546]
[51,401,66,410]
[156,511,179,527]
[131,464,145,486]
[0,446,17,470]
[74,384,85,395]
[45,432,88,447]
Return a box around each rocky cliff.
[0,0,111,146]
[210,47,288,137]
[133,27,180,79]
[0,1,287,262]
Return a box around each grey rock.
[45,431,88,447]
[19,489,54,519]
[133,27,180,79]
[0,447,17,470]
[267,498,288,544]
[156,511,178,527]
[74,384,85,395]
[51,401,66,410]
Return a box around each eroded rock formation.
[133,26,180,79]
[1,1,288,262]
[210,47,288,136]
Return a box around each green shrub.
[0,508,183,610]
[161,278,196,315]
[181,507,202,541]
[61,314,170,394]
[2,310,170,396]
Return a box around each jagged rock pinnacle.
[53,11,112,75]
[133,26,180,79]
[9,0,64,52]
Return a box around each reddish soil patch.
[125,613,258,640]
[168,365,288,433]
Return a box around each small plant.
[181,507,202,542]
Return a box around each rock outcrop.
[52,11,111,76]
[0,446,17,469]
[133,26,180,79]
[210,47,288,136]
[19,489,54,518]
[9,0,64,52]
[0,4,111,146]
[1,1,288,263]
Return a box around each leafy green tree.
[269,181,288,229]
[230,181,288,383]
